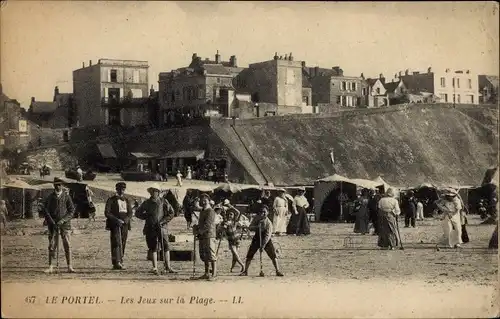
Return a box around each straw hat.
[442,188,458,197]
[147,183,162,193]
[223,199,230,206]
[297,186,306,191]
[277,188,286,192]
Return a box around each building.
[158,51,241,124]
[73,59,150,127]
[400,68,479,104]
[384,77,408,105]
[478,75,498,104]
[366,75,389,107]
[0,90,29,152]
[306,64,369,112]
[233,52,306,115]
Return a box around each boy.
[240,205,284,277]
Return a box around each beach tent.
[2,179,47,219]
[313,174,383,222]
[372,176,391,193]
[482,166,498,186]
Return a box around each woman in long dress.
[287,188,311,235]
[435,188,463,248]
[377,188,401,249]
[354,189,370,235]
[272,189,289,236]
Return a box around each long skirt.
[441,214,462,247]
[461,225,470,243]
[272,207,288,234]
[489,225,498,249]
[287,206,310,235]
[377,213,399,248]
[354,207,370,234]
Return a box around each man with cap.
[104,182,133,270]
[42,177,75,273]
[435,188,463,248]
[196,193,218,280]
[135,183,176,274]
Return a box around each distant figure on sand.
[377,188,401,250]
[186,167,192,180]
[354,189,370,235]
[176,170,183,187]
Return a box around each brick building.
[305,64,369,112]
[158,51,242,125]
[73,59,150,127]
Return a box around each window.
[198,87,204,99]
[439,94,446,102]
[362,88,367,96]
[216,78,221,84]
[440,77,446,87]
[457,94,461,103]
[110,69,117,83]
[340,96,346,106]
[133,70,140,84]
[302,96,309,105]
[456,78,460,88]
[352,96,357,107]
[376,87,380,94]
[452,78,455,88]
[336,96,341,105]
[468,79,472,89]
[341,82,347,91]
[352,82,357,91]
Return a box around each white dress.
[272,196,288,234]
[436,198,462,247]
[186,169,192,179]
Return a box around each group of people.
[368,187,473,250]
[38,178,285,279]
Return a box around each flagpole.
[330,149,343,222]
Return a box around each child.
[240,205,284,277]
[219,210,245,272]
[176,170,183,187]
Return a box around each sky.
[1,1,498,107]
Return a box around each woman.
[186,166,192,180]
[435,188,463,248]
[377,188,401,250]
[272,189,289,236]
[354,189,370,235]
[287,187,311,235]
[219,210,245,272]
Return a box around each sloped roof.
[31,101,58,114]
[366,78,380,87]
[478,75,499,90]
[302,69,312,88]
[55,93,72,107]
[97,144,117,159]
[161,149,205,159]
[384,81,402,93]
[129,152,159,159]
[203,64,232,76]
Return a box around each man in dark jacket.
[135,183,176,275]
[104,182,133,270]
[368,190,381,235]
[43,177,75,274]
[196,193,217,280]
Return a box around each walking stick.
[258,222,264,277]
[55,226,60,274]
[117,224,123,266]
[395,215,405,250]
[190,233,197,279]
[158,225,168,273]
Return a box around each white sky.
[1,1,498,107]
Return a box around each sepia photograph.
[0,1,498,318]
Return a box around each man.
[135,183,176,274]
[368,190,381,235]
[42,177,75,273]
[196,193,217,280]
[104,182,133,270]
[404,191,417,228]
[240,205,284,277]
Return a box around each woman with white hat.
[272,188,289,236]
[435,188,463,248]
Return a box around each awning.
[97,144,117,159]
[316,174,351,183]
[316,174,383,190]
[129,152,159,159]
[160,150,205,160]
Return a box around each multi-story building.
[305,64,369,112]
[478,75,498,104]
[73,59,150,127]
[366,74,389,107]
[400,67,479,104]
[0,91,29,152]
[234,52,306,115]
[158,51,242,124]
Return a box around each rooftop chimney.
[192,53,198,61]
[274,52,279,60]
[53,86,59,101]
[405,69,409,75]
[360,73,365,79]
[284,54,288,60]
[301,61,306,68]
[314,66,319,77]
[279,55,283,60]
[150,85,155,96]
[215,50,220,64]
[289,52,293,61]
[229,55,237,67]
[31,97,35,104]
[82,62,85,68]
[379,73,386,84]
[89,60,92,66]
[427,67,432,73]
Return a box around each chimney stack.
[314,66,319,77]
[230,55,237,67]
[215,50,220,64]
[89,60,92,66]
[150,85,155,96]
[405,69,409,75]
[192,53,198,61]
[301,61,306,68]
[31,97,35,104]
[379,73,386,84]
[289,52,293,61]
[274,52,279,60]
[284,54,288,60]
[427,67,432,73]
[82,62,85,68]
[53,86,59,101]
[360,73,364,79]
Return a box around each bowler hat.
[53,177,64,185]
